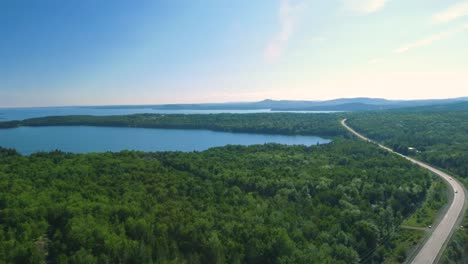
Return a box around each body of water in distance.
[0,126,331,155]
[0,107,340,121]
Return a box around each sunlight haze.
[1,0,468,107]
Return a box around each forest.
[0,113,345,137]
[346,107,468,263]
[346,109,468,183]
[0,140,433,263]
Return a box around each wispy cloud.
[264,0,305,63]
[343,0,389,14]
[433,2,468,23]
[395,24,468,53]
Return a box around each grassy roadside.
[403,179,448,228]
[381,178,449,263]
[383,229,425,264]
[341,119,451,263]
[441,214,468,263]
[437,171,468,264]
[440,182,468,264]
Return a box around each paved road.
[341,119,466,264]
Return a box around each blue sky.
[1,0,467,107]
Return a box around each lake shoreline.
[0,125,331,155]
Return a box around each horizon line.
[1,96,468,109]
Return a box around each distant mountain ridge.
[89,97,468,112]
[270,97,468,111]
[146,98,399,110]
[391,100,468,112]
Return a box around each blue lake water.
[0,107,338,121]
[0,126,331,155]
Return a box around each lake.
[0,126,331,155]
[0,107,339,121]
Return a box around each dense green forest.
[0,140,433,263]
[346,109,468,263]
[347,111,468,181]
[0,113,345,137]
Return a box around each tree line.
[0,113,346,137]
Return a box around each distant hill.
[88,97,468,112]
[269,97,468,111]
[391,101,468,112]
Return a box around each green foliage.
[0,140,431,263]
[347,111,468,181]
[347,110,468,263]
[441,214,468,264]
[403,179,448,228]
[0,113,346,137]
[0,120,20,128]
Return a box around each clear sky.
[1,0,468,107]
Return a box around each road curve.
[341,119,466,264]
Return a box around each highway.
[341,119,466,264]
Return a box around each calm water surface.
[0,107,339,121]
[0,126,331,155]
